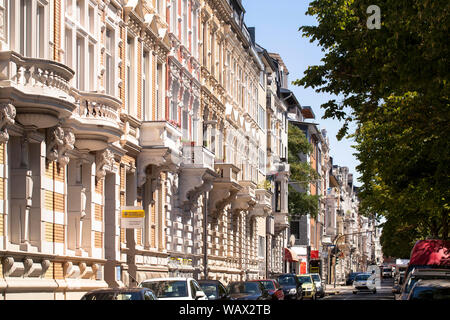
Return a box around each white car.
[353,273,377,294]
[139,277,208,300]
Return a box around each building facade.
[0,0,292,299]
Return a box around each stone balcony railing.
[67,89,123,151]
[181,145,215,171]
[0,50,76,128]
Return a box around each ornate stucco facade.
[0,0,290,299]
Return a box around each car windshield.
[277,276,296,286]
[311,274,321,282]
[298,276,312,284]
[82,291,141,300]
[411,286,450,300]
[141,280,188,298]
[384,268,391,272]
[260,281,275,290]
[229,282,261,294]
[199,284,218,298]
[355,274,371,281]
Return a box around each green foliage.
[288,123,320,219]
[295,0,450,246]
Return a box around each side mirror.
[195,291,206,300]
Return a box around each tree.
[288,123,320,219]
[294,0,450,240]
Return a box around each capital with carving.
[95,149,114,180]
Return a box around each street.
[322,278,395,300]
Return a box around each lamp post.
[331,230,374,288]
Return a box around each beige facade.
[0,0,290,299]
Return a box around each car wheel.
[353,291,357,294]
[373,289,377,294]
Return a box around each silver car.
[393,268,450,300]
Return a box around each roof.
[301,106,315,119]
[268,53,289,74]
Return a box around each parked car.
[393,268,450,300]
[352,273,376,294]
[81,287,157,300]
[345,272,362,285]
[139,277,207,300]
[407,279,450,300]
[249,279,284,300]
[382,266,393,278]
[297,274,317,300]
[276,273,303,300]
[310,273,325,298]
[198,279,230,300]
[227,281,271,300]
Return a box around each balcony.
[208,163,242,221]
[178,146,218,211]
[67,90,122,151]
[249,189,272,219]
[137,121,182,187]
[274,211,289,233]
[231,180,257,214]
[0,51,75,128]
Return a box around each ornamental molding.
[46,126,75,166]
[0,103,16,144]
[95,148,115,180]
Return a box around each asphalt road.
[322,278,395,300]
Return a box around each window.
[182,0,187,46]
[126,37,134,114]
[170,83,179,123]
[88,43,95,90]
[275,181,281,212]
[192,9,198,57]
[76,36,85,90]
[258,236,265,257]
[142,51,149,121]
[258,148,266,174]
[258,105,266,130]
[171,0,177,35]
[156,62,163,120]
[19,0,32,56]
[88,6,95,34]
[105,29,114,95]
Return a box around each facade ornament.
[0,103,16,143]
[46,126,75,166]
[95,149,114,180]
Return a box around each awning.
[310,250,319,260]
[284,248,299,262]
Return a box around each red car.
[250,279,285,300]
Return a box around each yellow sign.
[121,209,145,218]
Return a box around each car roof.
[414,279,450,288]
[411,268,450,276]
[86,287,149,293]
[141,277,194,282]
[198,279,222,284]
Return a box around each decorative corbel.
[95,149,114,180]
[0,103,16,143]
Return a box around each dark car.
[346,272,362,285]
[81,287,157,300]
[227,281,271,300]
[198,279,230,300]
[249,279,284,300]
[276,274,303,300]
[407,279,450,300]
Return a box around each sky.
[242,0,361,185]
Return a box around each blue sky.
[243,0,361,185]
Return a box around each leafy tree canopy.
[295,0,450,245]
